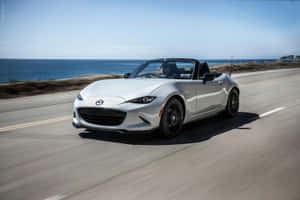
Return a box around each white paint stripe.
[44,195,66,200]
[259,107,286,118]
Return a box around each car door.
[202,76,226,108]
[192,61,227,115]
[191,78,224,115]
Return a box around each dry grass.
[210,61,300,74]
[0,74,123,99]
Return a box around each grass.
[1,61,300,99]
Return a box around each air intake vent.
[78,108,126,126]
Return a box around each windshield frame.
[129,59,199,80]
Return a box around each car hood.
[81,78,173,102]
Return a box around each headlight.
[77,93,84,101]
[127,96,156,104]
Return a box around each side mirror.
[124,73,131,78]
[203,73,215,84]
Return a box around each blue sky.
[0,0,299,59]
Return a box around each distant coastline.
[1,61,300,99]
[0,58,276,83]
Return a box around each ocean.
[0,59,276,83]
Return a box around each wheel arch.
[230,86,240,95]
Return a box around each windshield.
[130,61,195,79]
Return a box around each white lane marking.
[259,107,286,118]
[44,195,66,200]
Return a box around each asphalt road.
[1,68,300,200]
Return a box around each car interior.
[199,62,222,80]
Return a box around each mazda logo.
[95,99,104,105]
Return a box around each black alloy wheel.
[160,98,184,138]
[225,88,239,117]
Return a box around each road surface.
[0,68,300,200]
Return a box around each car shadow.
[78,112,259,145]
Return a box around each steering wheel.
[138,73,158,78]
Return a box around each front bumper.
[72,98,163,132]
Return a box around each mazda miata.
[73,58,239,137]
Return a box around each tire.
[224,88,239,117]
[159,98,184,138]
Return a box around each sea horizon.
[0,58,277,83]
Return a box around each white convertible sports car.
[73,58,239,137]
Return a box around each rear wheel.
[225,88,239,117]
[159,98,184,138]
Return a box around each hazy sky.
[0,0,299,59]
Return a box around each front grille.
[78,108,126,126]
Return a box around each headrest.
[162,63,178,75]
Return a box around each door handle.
[217,80,223,85]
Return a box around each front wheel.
[159,98,184,138]
[224,88,239,117]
